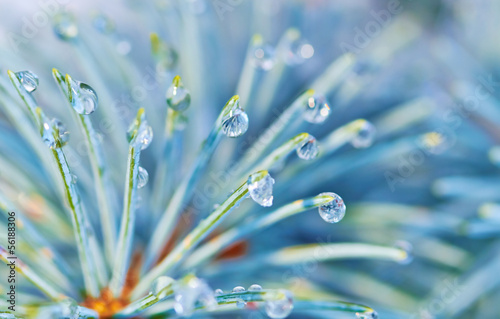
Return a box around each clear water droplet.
[395,240,413,265]
[137,166,149,189]
[356,311,378,319]
[303,95,331,124]
[222,108,249,138]
[174,277,217,316]
[236,299,247,309]
[248,284,262,291]
[69,79,98,115]
[265,290,294,319]
[53,13,78,41]
[150,276,174,299]
[318,192,346,223]
[351,121,376,148]
[232,286,245,293]
[166,77,191,111]
[247,171,274,207]
[251,44,276,70]
[296,135,319,160]
[214,288,223,295]
[285,39,314,65]
[15,71,39,93]
[42,121,56,149]
[51,118,70,147]
[71,174,78,184]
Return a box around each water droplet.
[166,76,191,111]
[69,79,98,115]
[296,135,319,160]
[42,121,56,149]
[214,288,223,295]
[53,13,78,41]
[127,118,154,150]
[174,277,217,316]
[248,284,262,291]
[395,240,413,265]
[265,290,294,319]
[303,95,331,124]
[356,311,378,319]
[247,171,274,207]
[251,44,276,70]
[71,174,78,184]
[51,118,70,147]
[232,286,245,293]
[221,108,249,138]
[15,71,39,93]
[0,313,16,318]
[150,276,174,299]
[351,121,376,148]
[137,166,149,189]
[136,124,153,150]
[285,39,314,65]
[236,300,247,308]
[318,192,346,223]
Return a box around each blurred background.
[1,0,499,318]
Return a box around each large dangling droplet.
[296,135,319,160]
[247,171,275,207]
[15,71,39,93]
[68,78,98,115]
[318,192,346,223]
[221,108,249,138]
